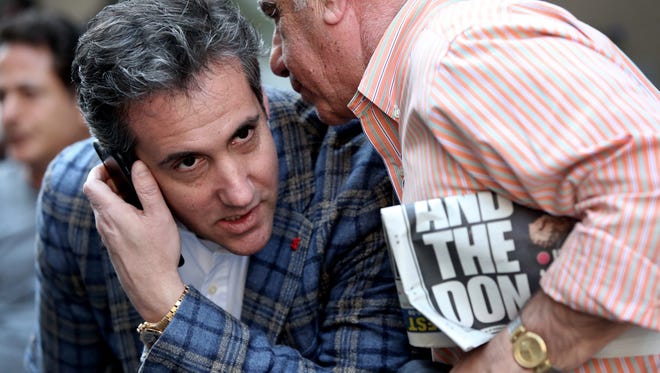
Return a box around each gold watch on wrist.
[508,315,554,373]
[137,285,189,348]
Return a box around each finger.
[130,161,170,216]
[83,164,132,215]
[86,162,124,196]
[87,163,110,183]
[130,161,183,267]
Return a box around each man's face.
[0,43,88,169]
[127,62,278,256]
[259,0,364,125]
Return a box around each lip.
[290,79,315,104]
[5,132,27,147]
[290,77,303,95]
[216,203,261,235]
[4,129,21,141]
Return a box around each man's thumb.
[131,161,167,213]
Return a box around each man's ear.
[322,0,347,25]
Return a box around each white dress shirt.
[177,225,248,319]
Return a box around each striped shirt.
[348,0,660,371]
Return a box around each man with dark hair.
[27,0,411,371]
[0,10,88,372]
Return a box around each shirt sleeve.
[412,3,660,329]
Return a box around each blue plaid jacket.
[27,88,411,372]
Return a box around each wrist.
[137,285,189,348]
[130,276,186,322]
[518,292,630,370]
[508,315,556,372]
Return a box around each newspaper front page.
[381,191,574,351]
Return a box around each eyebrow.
[156,113,263,167]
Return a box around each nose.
[269,31,289,78]
[214,160,255,209]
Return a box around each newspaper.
[381,191,574,351]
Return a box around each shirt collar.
[349,0,431,119]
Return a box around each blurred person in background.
[0,0,35,20]
[0,9,88,372]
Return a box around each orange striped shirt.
[348,0,660,371]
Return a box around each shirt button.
[208,284,218,295]
[393,105,400,119]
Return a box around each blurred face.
[259,0,364,125]
[0,43,88,170]
[128,62,278,256]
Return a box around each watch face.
[139,330,161,348]
[513,334,547,368]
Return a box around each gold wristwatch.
[508,315,553,373]
[137,286,189,348]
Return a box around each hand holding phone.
[92,140,184,267]
[93,140,142,209]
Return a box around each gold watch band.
[137,285,189,347]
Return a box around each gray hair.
[73,0,264,154]
[292,0,308,11]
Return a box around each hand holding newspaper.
[381,191,574,351]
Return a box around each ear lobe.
[323,0,347,25]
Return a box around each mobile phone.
[93,140,142,209]
[92,140,185,267]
